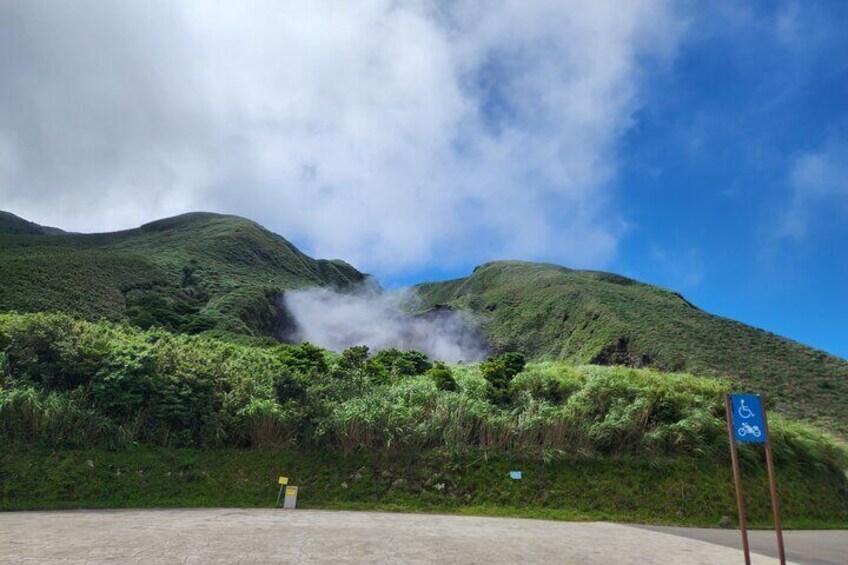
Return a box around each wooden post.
[725,394,751,565]
[762,401,786,565]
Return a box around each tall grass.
[323,365,845,469]
[1,312,845,473]
[0,387,131,449]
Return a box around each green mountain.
[2,212,845,434]
[0,211,65,235]
[415,260,848,435]
[0,211,367,337]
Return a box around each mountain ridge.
[0,210,368,337]
[414,260,848,434]
[2,211,845,434]
[0,211,66,235]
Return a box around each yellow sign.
[278,476,288,485]
[285,486,297,496]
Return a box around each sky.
[1,1,846,358]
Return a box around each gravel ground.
[0,509,802,564]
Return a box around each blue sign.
[730,393,767,444]
[509,471,522,480]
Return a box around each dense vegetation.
[415,261,848,436]
[0,211,367,337]
[2,313,844,468]
[4,211,846,439]
[2,312,847,525]
[2,210,846,523]
[4,449,847,527]
[0,211,65,235]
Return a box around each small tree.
[337,345,371,393]
[428,362,458,392]
[370,348,432,381]
[482,352,526,405]
[500,352,526,376]
[278,342,329,374]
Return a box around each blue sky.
[613,1,848,359]
[385,1,848,358]
[2,1,846,357]
[612,2,848,358]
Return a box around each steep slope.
[0,211,65,235]
[0,211,367,337]
[415,261,848,435]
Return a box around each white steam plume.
[281,286,488,364]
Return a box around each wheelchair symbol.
[737,399,755,419]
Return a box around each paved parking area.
[0,509,800,564]
[641,525,846,565]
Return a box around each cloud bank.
[0,1,683,273]
[779,139,848,239]
[282,286,488,363]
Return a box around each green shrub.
[510,362,582,403]
[0,386,129,449]
[429,362,458,392]
[500,352,527,376]
[0,313,845,474]
[370,348,432,380]
[482,352,527,404]
[276,342,328,374]
[2,313,109,391]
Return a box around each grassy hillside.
[2,312,844,462]
[0,211,367,337]
[0,211,64,235]
[414,261,848,435]
[1,312,847,526]
[4,448,847,528]
[2,210,844,437]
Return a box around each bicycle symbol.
[737,399,755,419]
[737,422,762,438]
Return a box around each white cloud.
[283,286,488,363]
[779,140,848,239]
[0,0,683,273]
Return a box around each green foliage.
[0,387,128,449]
[499,351,527,376]
[429,362,458,392]
[6,210,846,442]
[125,285,215,334]
[482,352,526,404]
[276,342,328,374]
[510,362,582,403]
[2,313,109,390]
[414,260,848,437]
[1,312,846,477]
[340,345,370,369]
[0,211,64,235]
[4,448,848,527]
[0,211,367,338]
[370,348,433,380]
[335,346,372,393]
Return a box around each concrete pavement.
[0,508,801,564]
[641,525,847,565]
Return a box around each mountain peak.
[0,210,65,235]
[138,212,250,233]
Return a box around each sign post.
[276,476,288,507]
[724,395,751,565]
[762,406,786,564]
[725,393,785,565]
